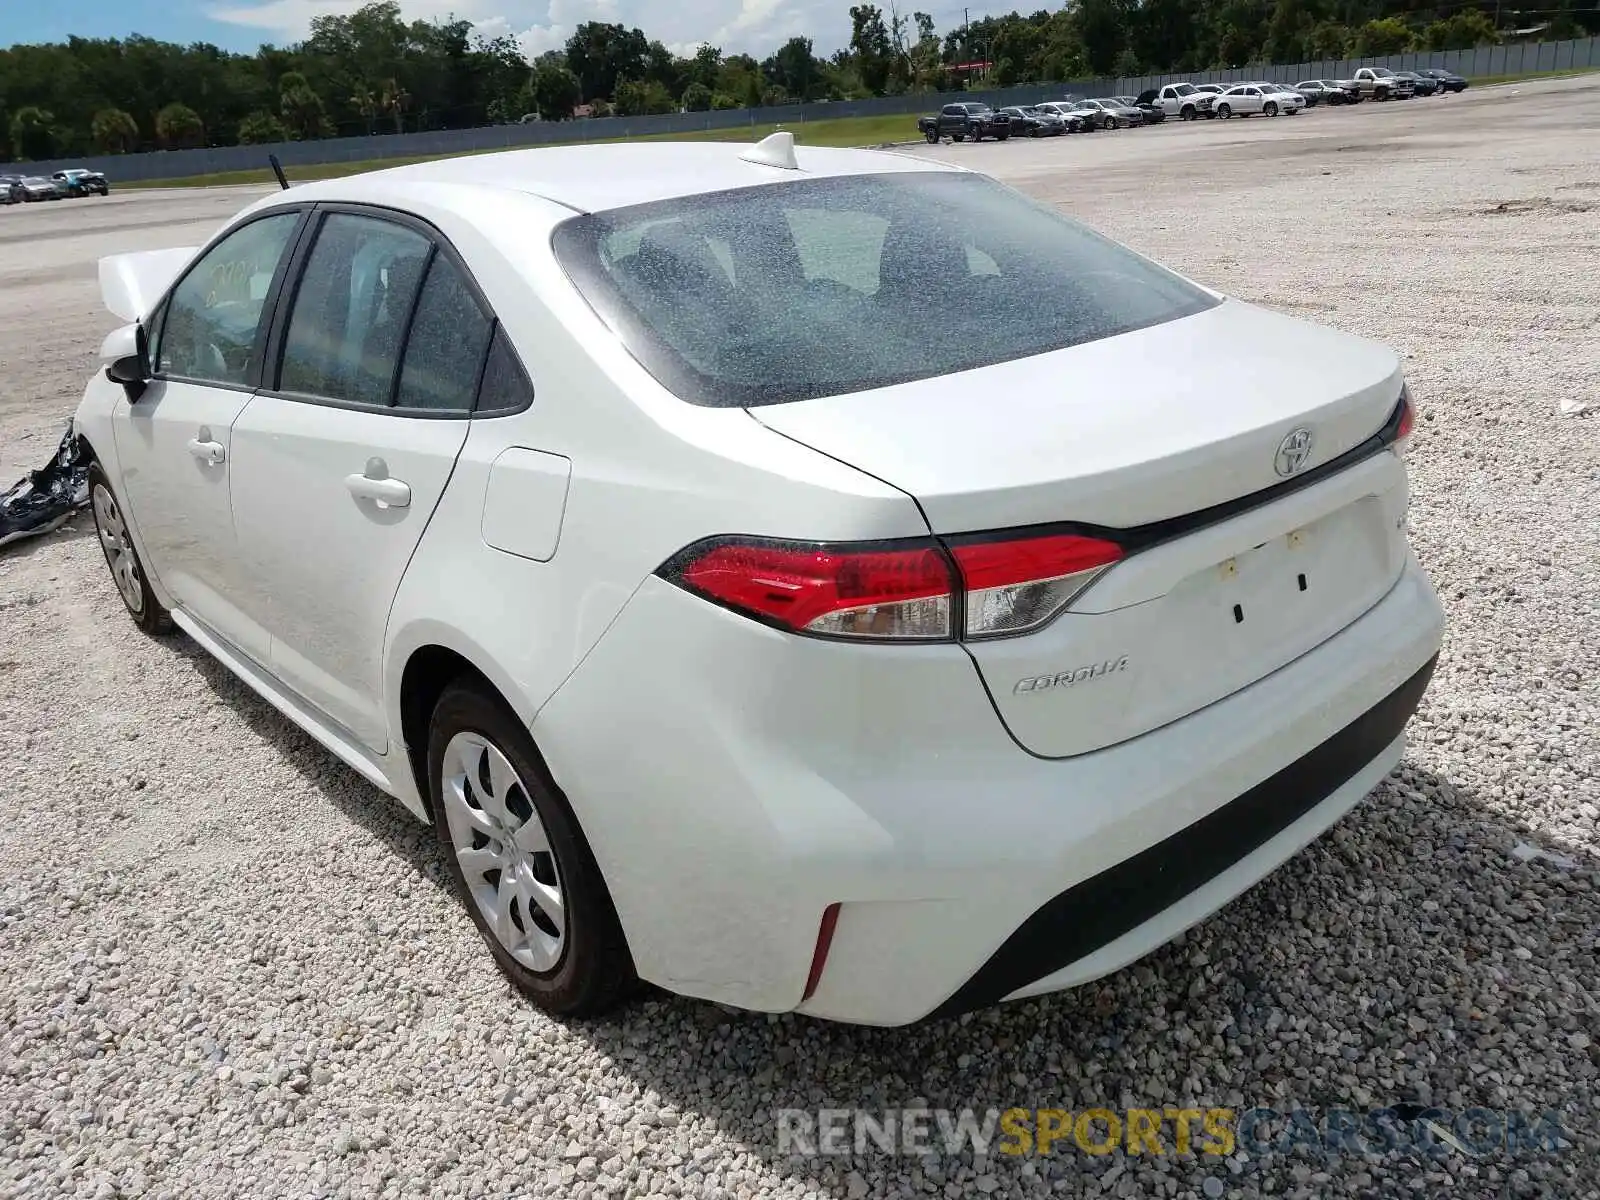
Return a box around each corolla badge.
[1275,427,1315,477]
[1014,656,1129,695]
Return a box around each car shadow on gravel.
[154,644,1599,1193]
[174,641,452,893]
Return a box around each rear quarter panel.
[378,187,928,737]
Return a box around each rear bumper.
[928,653,1433,1018]
[536,555,1443,1025]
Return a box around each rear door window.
[278,213,431,407]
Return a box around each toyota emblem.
[1274,427,1315,477]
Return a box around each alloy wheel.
[440,731,566,973]
[92,482,144,615]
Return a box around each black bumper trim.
[927,654,1437,1021]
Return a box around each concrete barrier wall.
[8,36,1595,183]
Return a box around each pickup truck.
[918,103,1012,144]
[1351,67,1415,100]
[1137,82,1217,121]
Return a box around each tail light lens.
[661,531,1122,642]
[951,533,1123,638]
[666,538,955,640]
[1396,388,1415,443]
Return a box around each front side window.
[279,213,431,406]
[157,211,300,385]
[552,171,1217,408]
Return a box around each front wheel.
[1180,106,1195,121]
[1264,101,1278,117]
[1217,103,1232,119]
[429,682,637,1017]
[88,463,170,635]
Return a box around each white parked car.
[1212,82,1304,118]
[1141,82,1217,121]
[76,134,1443,1026]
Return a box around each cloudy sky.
[4,0,976,58]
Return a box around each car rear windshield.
[551,172,1216,408]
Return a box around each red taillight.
[1396,389,1415,442]
[950,533,1123,639]
[670,538,956,640]
[663,530,1123,642]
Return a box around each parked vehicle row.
[919,69,1469,141]
[0,167,111,205]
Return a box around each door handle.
[187,438,226,464]
[345,468,412,508]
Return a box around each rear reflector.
[802,902,842,1002]
[950,533,1123,639]
[667,538,955,640]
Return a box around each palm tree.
[380,78,410,134]
[351,85,379,135]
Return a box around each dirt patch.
[1478,196,1595,215]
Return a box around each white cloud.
[206,0,863,58]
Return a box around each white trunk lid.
[751,300,1411,757]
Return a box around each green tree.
[1423,10,1498,49]
[530,63,582,120]
[765,37,822,101]
[565,22,650,101]
[9,106,57,160]
[154,102,204,149]
[849,5,894,93]
[237,110,289,143]
[279,71,330,139]
[1351,17,1415,56]
[710,91,740,109]
[90,108,139,154]
[613,78,674,116]
[681,82,713,111]
[1074,0,1129,76]
[1305,21,1351,58]
[1113,47,1142,77]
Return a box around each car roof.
[282,140,966,216]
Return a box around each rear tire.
[1217,103,1232,119]
[925,130,939,144]
[428,682,637,1017]
[88,463,170,635]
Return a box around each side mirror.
[104,323,152,401]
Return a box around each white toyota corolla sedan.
[75,134,1443,1025]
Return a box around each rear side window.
[279,213,431,406]
[475,327,534,414]
[395,255,493,413]
[552,171,1217,408]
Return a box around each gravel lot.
[2,76,1597,1200]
